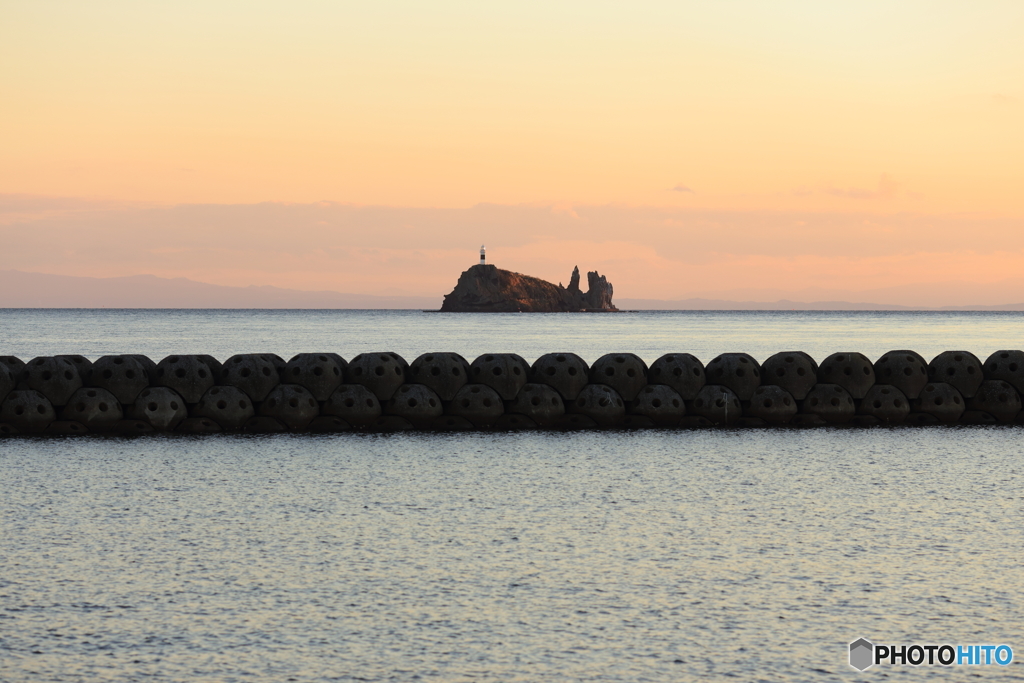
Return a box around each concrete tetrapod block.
[553,414,600,431]
[221,354,281,402]
[529,353,590,401]
[760,352,817,400]
[46,421,90,435]
[322,384,382,427]
[690,385,742,426]
[818,352,875,399]
[127,387,188,431]
[197,355,224,384]
[431,415,477,432]
[857,385,910,424]
[0,356,26,379]
[801,384,856,424]
[959,411,998,426]
[968,380,1022,423]
[347,352,409,401]
[448,384,505,428]
[0,363,14,405]
[56,355,93,385]
[746,385,798,424]
[21,356,83,407]
[704,353,761,401]
[259,384,320,431]
[506,382,565,427]
[192,386,256,430]
[385,383,444,428]
[129,355,159,384]
[493,414,538,431]
[470,353,530,400]
[90,355,150,404]
[983,350,1024,395]
[243,417,288,433]
[308,415,352,433]
[873,350,929,400]
[910,382,965,423]
[647,353,705,400]
[0,390,56,433]
[155,355,216,404]
[115,419,155,436]
[409,352,470,401]
[568,384,626,427]
[284,353,345,401]
[177,417,223,434]
[0,423,19,436]
[60,387,123,431]
[629,384,685,427]
[928,351,983,399]
[589,353,648,402]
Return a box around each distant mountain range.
[3,270,1024,310]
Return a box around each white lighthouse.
[479,245,486,265]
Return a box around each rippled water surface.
[3,310,1024,681]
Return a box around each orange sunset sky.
[2,1,1023,306]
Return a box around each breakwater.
[1,349,1022,435]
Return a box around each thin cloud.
[670,184,694,193]
[824,174,900,200]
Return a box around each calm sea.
[3,310,1024,681]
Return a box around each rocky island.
[440,264,617,312]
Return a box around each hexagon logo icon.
[849,638,874,671]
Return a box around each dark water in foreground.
[2,310,1024,681]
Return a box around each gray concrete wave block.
[243,416,288,433]
[347,352,409,401]
[873,350,929,400]
[129,355,159,383]
[448,384,504,428]
[177,417,223,434]
[192,386,256,430]
[0,363,14,406]
[322,384,382,426]
[529,352,590,401]
[801,384,856,424]
[818,352,875,399]
[647,353,705,400]
[21,356,83,407]
[760,352,818,400]
[552,413,599,431]
[127,386,188,431]
[46,420,89,435]
[629,384,686,427]
[928,351,983,399]
[197,355,225,384]
[90,355,150,404]
[409,352,470,401]
[0,356,26,379]
[690,384,742,426]
[589,353,648,402]
[115,419,154,435]
[959,410,998,425]
[968,380,1021,423]
[221,354,281,402]
[494,414,538,431]
[431,415,476,431]
[746,385,798,424]
[911,382,965,423]
[155,355,216,404]
[858,384,910,424]
[704,353,761,401]
[568,384,626,427]
[385,383,444,428]
[983,350,1024,395]
[56,355,93,385]
[0,389,56,433]
[284,353,346,401]
[506,382,565,427]
[470,353,530,400]
[61,387,123,430]
[259,384,320,430]
[308,415,352,433]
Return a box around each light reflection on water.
[3,429,1024,681]
[3,310,1024,680]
